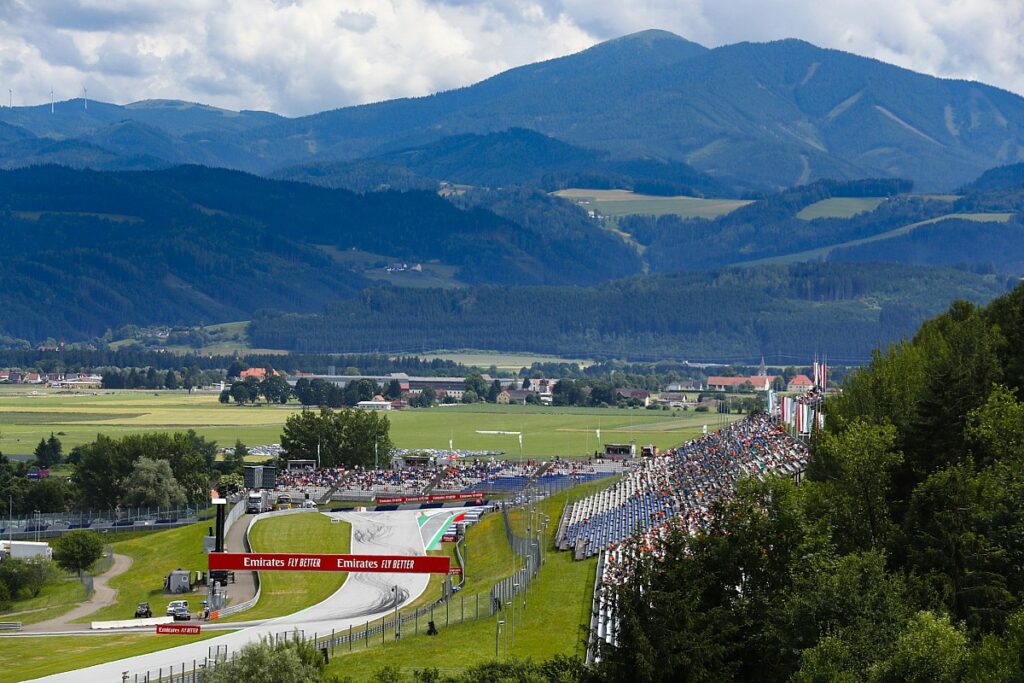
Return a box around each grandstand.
[276,456,624,504]
[558,415,809,559]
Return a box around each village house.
[705,375,779,392]
[787,374,814,392]
[616,388,651,406]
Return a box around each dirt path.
[21,554,133,632]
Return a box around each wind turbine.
[7,89,10,109]
[83,86,88,110]
[50,88,54,113]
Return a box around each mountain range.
[1,31,1023,191]
[0,162,1019,357]
[1,31,1023,359]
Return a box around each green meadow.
[0,388,717,457]
[552,188,751,218]
[795,196,887,219]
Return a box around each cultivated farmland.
[0,387,722,458]
[552,189,751,219]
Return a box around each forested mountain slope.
[0,165,639,341]
[279,128,732,195]
[248,263,1012,361]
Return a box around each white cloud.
[0,0,1020,116]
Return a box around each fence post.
[349,624,353,652]
[365,621,369,648]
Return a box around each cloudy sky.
[0,0,1021,117]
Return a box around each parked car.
[166,599,189,617]
[134,602,152,618]
[172,605,192,621]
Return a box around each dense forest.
[248,263,1013,362]
[0,348,471,377]
[0,165,640,341]
[278,128,731,196]
[960,161,1024,192]
[594,279,1024,681]
[828,216,1024,273]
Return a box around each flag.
[596,428,601,442]
[449,438,453,450]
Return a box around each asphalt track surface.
[26,508,449,682]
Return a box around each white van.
[166,599,189,616]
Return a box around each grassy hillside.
[80,522,209,623]
[553,189,750,218]
[0,632,222,681]
[795,197,886,219]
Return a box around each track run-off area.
[16,507,459,682]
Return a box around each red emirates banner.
[209,553,451,574]
[157,624,202,635]
[376,491,484,505]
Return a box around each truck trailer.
[0,540,53,561]
[246,490,271,514]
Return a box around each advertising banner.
[376,492,484,505]
[208,553,451,574]
[156,624,202,635]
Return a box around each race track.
[27,508,453,682]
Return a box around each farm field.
[0,388,724,457]
[552,188,751,218]
[795,196,886,219]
